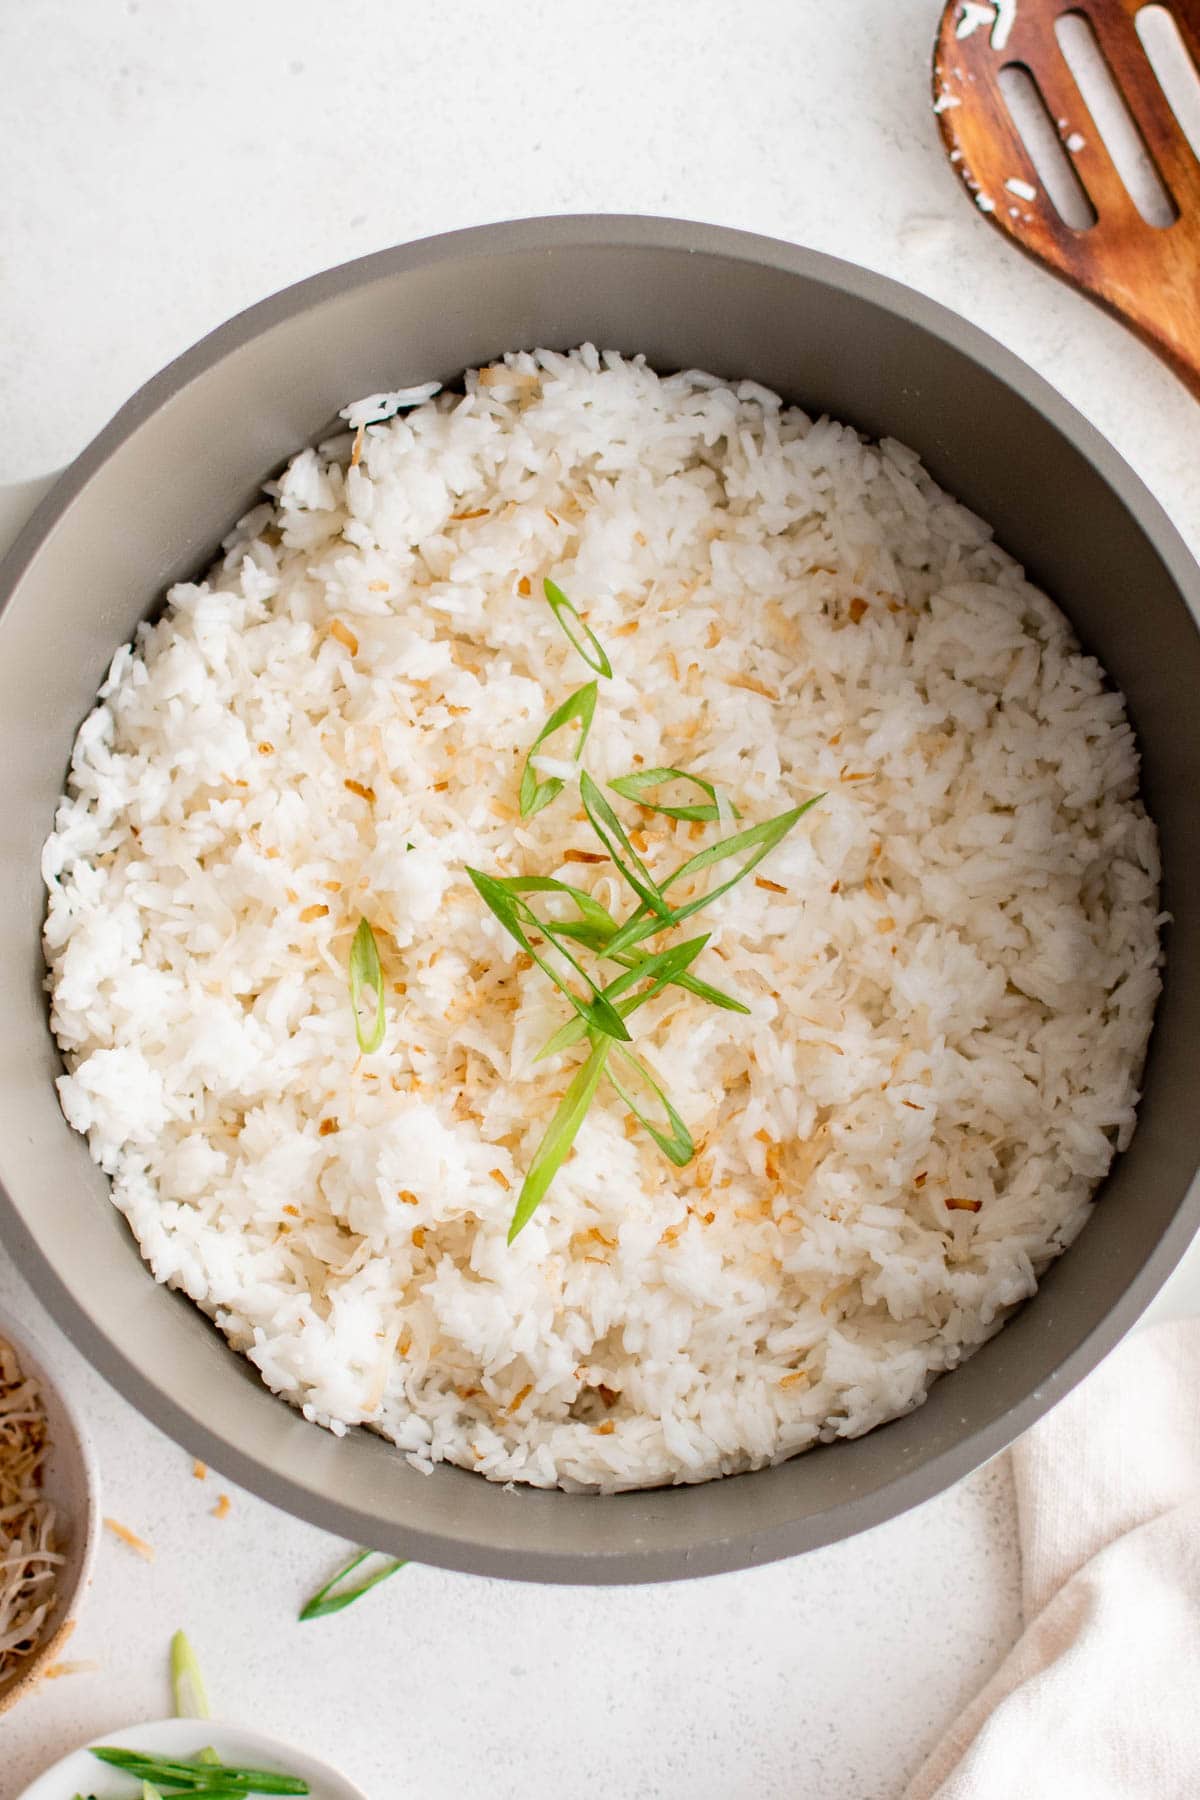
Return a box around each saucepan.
[1,215,1197,1581]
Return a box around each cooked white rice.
[42,346,1163,1491]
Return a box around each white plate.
[15,1717,369,1800]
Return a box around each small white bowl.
[16,1717,369,1799]
[0,1304,100,1715]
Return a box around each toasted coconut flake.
[329,618,359,655]
[192,1460,207,1480]
[728,673,779,701]
[820,1280,856,1316]
[299,903,329,924]
[479,365,540,390]
[104,1517,155,1562]
[344,779,376,804]
[212,1492,232,1520]
[507,1383,533,1414]
[755,877,788,895]
[945,1197,983,1213]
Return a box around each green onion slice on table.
[298,1547,407,1621]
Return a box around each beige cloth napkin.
[905,1318,1200,1800]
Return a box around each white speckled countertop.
[3,3,1199,1794]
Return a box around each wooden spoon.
[933,0,1200,397]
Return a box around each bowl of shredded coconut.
[0,1309,98,1712]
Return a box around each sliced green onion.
[348,916,386,1053]
[198,1750,224,1766]
[542,578,613,677]
[535,935,710,1061]
[607,1047,694,1166]
[608,765,742,823]
[657,964,748,1012]
[664,794,825,887]
[90,1748,309,1795]
[604,794,825,955]
[468,868,630,1043]
[298,1547,407,1621]
[170,1629,210,1720]
[518,681,598,818]
[532,916,615,950]
[491,875,618,938]
[509,1036,611,1241]
[143,1785,167,1800]
[544,915,750,1014]
[579,770,672,921]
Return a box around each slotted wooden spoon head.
[934,0,1200,397]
